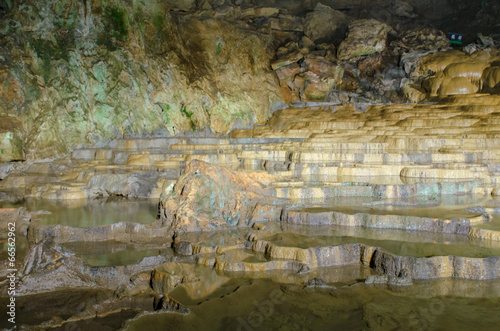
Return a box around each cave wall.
[0,0,282,160]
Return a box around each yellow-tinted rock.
[126,153,152,166]
[438,77,479,96]
[483,67,500,89]
[417,50,500,98]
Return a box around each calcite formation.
[403,49,500,99]
[158,160,279,232]
[3,86,500,331]
[0,0,497,165]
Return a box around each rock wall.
[0,0,281,160]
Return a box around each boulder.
[478,33,495,48]
[271,51,304,70]
[275,63,301,85]
[337,19,392,62]
[303,3,348,43]
[158,160,279,232]
[300,55,344,101]
[275,63,301,102]
[272,50,344,102]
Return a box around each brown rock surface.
[391,28,449,54]
[159,160,279,232]
[272,52,343,102]
[303,3,348,43]
[337,19,392,62]
[0,0,281,160]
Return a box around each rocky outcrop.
[337,19,392,62]
[11,241,172,295]
[271,42,343,102]
[158,160,279,232]
[391,28,449,54]
[0,116,24,162]
[27,221,174,245]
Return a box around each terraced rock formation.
[2,92,500,328]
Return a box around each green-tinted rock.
[0,117,24,161]
[0,0,281,160]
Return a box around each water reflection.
[1,197,159,227]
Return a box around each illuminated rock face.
[3,94,500,202]
[0,116,24,162]
[158,160,278,232]
[4,96,500,331]
[0,0,281,160]
[1,0,499,162]
[337,19,392,61]
[403,49,500,99]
